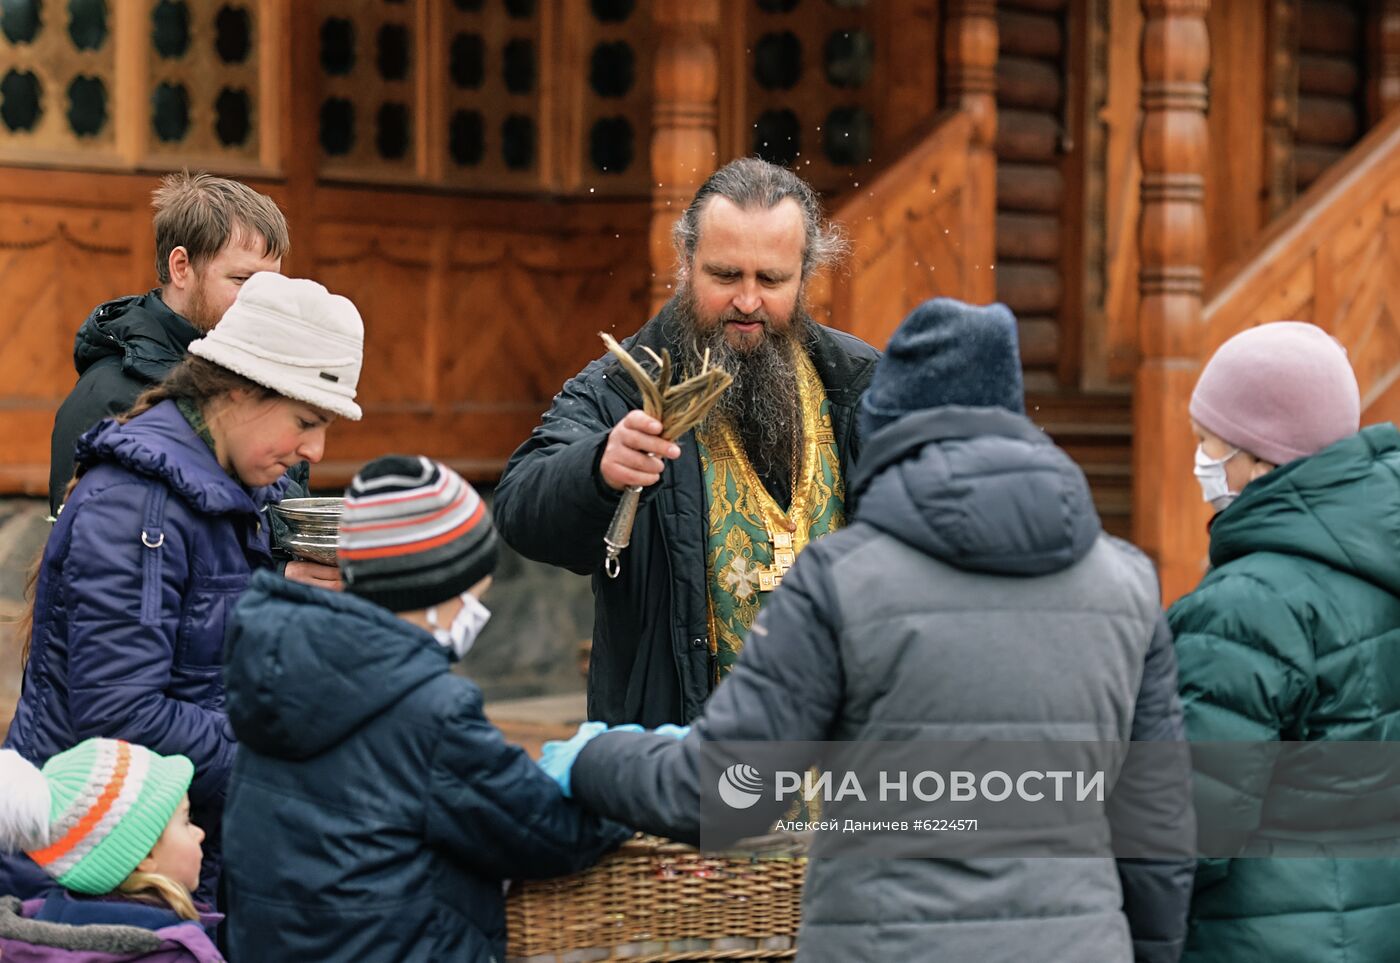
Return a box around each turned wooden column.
[648,0,720,313]
[1134,0,1210,604]
[944,0,998,304]
[1372,0,1400,120]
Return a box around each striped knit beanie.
[338,455,499,612]
[0,740,194,895]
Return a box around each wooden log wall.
[1297,0,1367,191]
[995,0,1071,391]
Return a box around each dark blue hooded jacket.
[221,572,630,963]
[4,400,288,904]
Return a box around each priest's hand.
[600,410,682,491]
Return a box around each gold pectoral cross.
[757,530,796,592]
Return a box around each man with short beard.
[47,171,338,588]
[495,158,880,726]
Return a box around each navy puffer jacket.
[3,400,287,902]
[222,573,630,963]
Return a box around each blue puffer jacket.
[222,573,631,963]
[3,400,287,902]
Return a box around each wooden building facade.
[1,0,1398,602]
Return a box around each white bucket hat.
[187,272,364,420]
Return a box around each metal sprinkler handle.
[603,485,643,578]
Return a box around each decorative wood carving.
[0,163,652,494]
[0,0,119,164]
[647,0,719,312]
[733,0,883,192]
[0,194,136,491]
[144,0,270,169]
[1134,0,1211,604]
[1205,110,1400,425]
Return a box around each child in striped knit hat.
[0,738,223,962]
[220,455,630,963]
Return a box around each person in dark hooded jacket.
[538,299,1196,963]
[222,456,630,963]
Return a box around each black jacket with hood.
[493,300,880,726]
[50,292,199,513]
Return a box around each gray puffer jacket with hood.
[572,406,1194,963]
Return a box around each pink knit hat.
[1190,321,1360,466]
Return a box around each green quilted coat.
[1168,424,1400,963]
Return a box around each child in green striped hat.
[0,738,223,962]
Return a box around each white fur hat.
[188,272,365,420]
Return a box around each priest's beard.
[666,283,813,509]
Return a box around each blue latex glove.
[538,722,690,796]
[539,722,639,797]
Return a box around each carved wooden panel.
[730,0,883,193]
[315,224,436,407]
[315,0,425,181]
[0,0,119,163]
[565,0,652,193]
[0,196,137,489]
[438,0,547,189]
[306,203,651,485]
[439,230,648,404]
[144,0,270,168]
[1208,177,1400,428]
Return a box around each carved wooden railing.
[1203,108,1400,419]
[1147,104,1400,602]
[809,110,997,349]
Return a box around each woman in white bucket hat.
[2,272,364,908]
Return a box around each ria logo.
[717,763,764,809]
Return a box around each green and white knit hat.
[0,739,194,895]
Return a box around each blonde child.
[0,737,220,962]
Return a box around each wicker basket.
[505,833,809,962]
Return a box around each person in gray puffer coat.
[542,298,1195,963]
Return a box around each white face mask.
[426,592,492,660]
[1194,444,1241,512]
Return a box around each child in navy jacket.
[221,456,629,963]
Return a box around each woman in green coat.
[1169,321,1400,962]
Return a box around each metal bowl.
[269,497,344,566]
